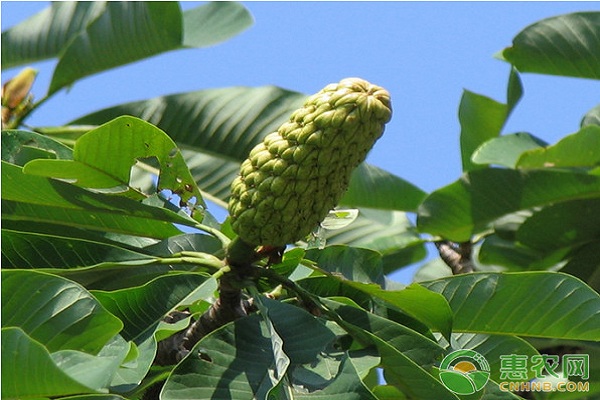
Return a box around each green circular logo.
[439,349,491,395]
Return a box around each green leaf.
[180,149,242,202]
[349,282,453,340]
[516,125,600,169]
[422,272,600,340]
[322,298,444,368]
[48,2,182,94]
[563,258,600,297]
[2,161,196,239]
[471,132,547,168]
[144,232,223,256]
[24,116,205,207]
[1,329,133,398]
[372,385,407,400]
[162,300,379,400]
[155,316,192,342]
[1,130,73,166]
[322,301,457,399]
[506,67,524,116]
[250,295,290,391]
[55,396,128,400]
[294,356,378,399]
[1,229,153,269]
[443,333,539,383]
[68,85,307,205]
[182,2,253,48]
[340,163,427,212]
[413,257,453,283]
[320,208,426,273]
[459,90,507,172]
[109,333,157,393]
[1,2,106,68]
[41,233,222,291]
[92,273,213,342]
[50,335,131,392]
[69,86,307,163]
[516,198,600,251]
[459,69,523,172]
[1,270,123,353]
[1,327,97,398]
[2,2,253,92]
[320,209,360,230]
[417,168,600,242]
[478,234,569,271]
[263,297,337,364]
[498,12,600,79]
[299,266,453,339]
[305,245,385,285]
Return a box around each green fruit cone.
[228,77,392,247]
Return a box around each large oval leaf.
[2,1,253,94]
[2,2,253,93]
[1,327,98,398]
[417,168,600,242]
[161,299,379,400]
[516,198,600,251]
[340,163,426,212]
[1,129,74,166]
[422,272,600,340]
[306,245,385,285]
[459,69,523,172]
[24,116,205,207]
[322,298,444,367]
[327,301,457,399]
[1,270,123,353]
[181,2,253,48]
[56,2,182,94]
[471,132,546,168]
[299,269,453,339]
[316,208,426,273]
[444,333,539,383]
[1,329,133,398]
[1,229,153,269]
[2,161,197,239]
[499,12,600,79]
[516,125,600,169]
[1,2,106,68]
[69,86,307,161]
[92,273,215,342]
[322,300,457,400]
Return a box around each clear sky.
[2,1,599,283]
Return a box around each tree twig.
[435,240,475,274]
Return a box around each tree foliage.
[2,3,599,400]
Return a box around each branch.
[435,240,475,274]
[154,238,260,365]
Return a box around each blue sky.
[2,1,599,283]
